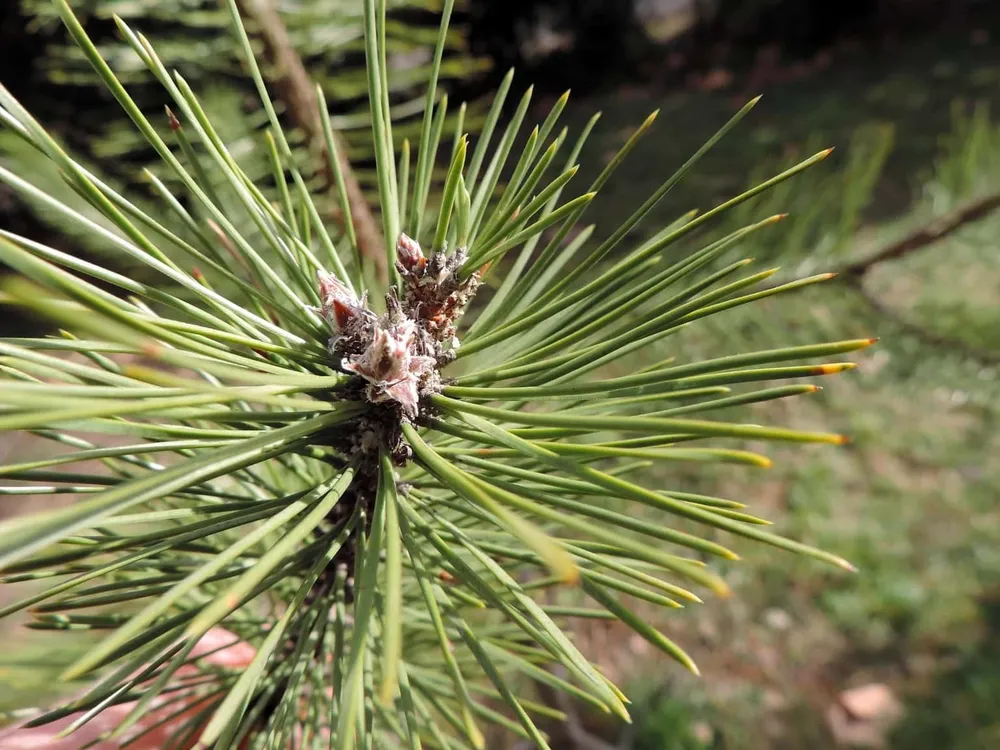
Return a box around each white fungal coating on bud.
[341,319,437,419]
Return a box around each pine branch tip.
[110,13,128,35]
[610,703,632,723]
[52,724,79,741]
[813,362,856,375]
[58,664,89,683]
[564,573,581,586]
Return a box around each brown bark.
[836,191,1000,365]
[842,192,1000,279]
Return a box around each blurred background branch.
[842,192,1000,279]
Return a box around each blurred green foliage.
[14,0,487,197]
[535,25,1000,748]
[889,599,1000,749]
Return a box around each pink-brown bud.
[317,271,360,331]
[165,107,181,131]
[396,233,426,272]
